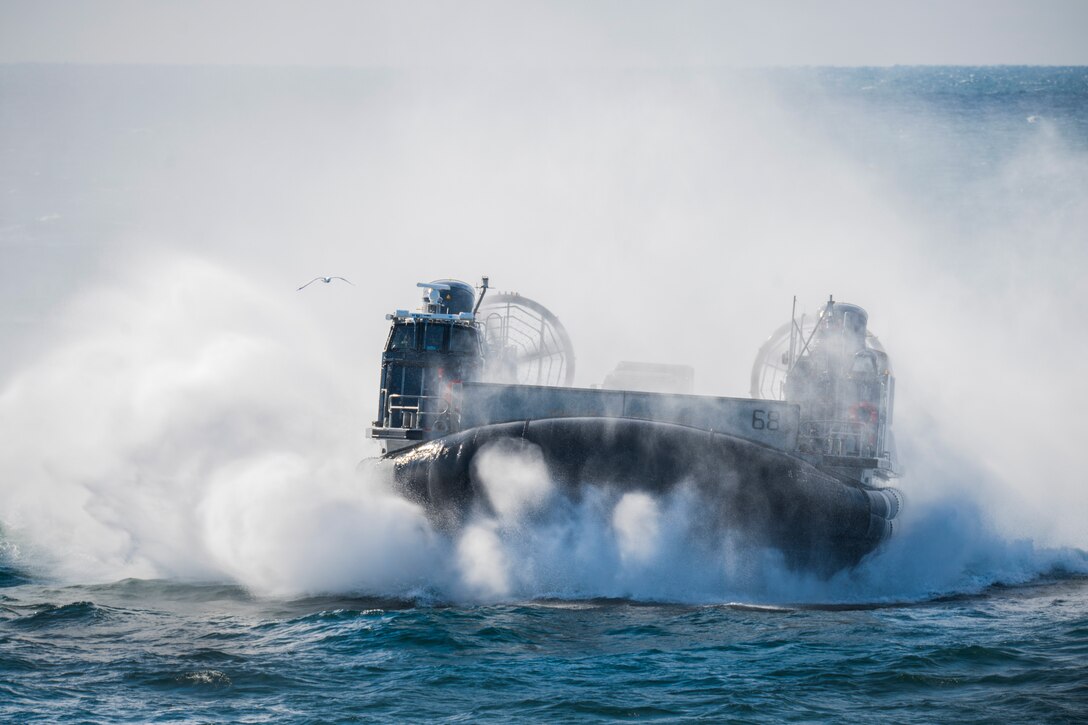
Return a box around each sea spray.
[2,66,1088,604]
[1,250,1085,604]
[0,254,367,585]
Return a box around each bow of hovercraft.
[367,282,902,574]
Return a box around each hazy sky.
[2,0,1086,67]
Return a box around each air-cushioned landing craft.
[368,279,902,574]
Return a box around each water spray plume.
[2,68,1086,603]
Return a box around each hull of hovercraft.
[385,416,899,574]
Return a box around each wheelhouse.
[784,297,897,483]
[370,279,487,453]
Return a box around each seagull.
[297,276,354,291]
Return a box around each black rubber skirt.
[385,417,899,573]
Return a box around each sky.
[1,0,1087,67]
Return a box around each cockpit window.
[388,324,416,350]
[844,311,867,345]
[423,323,446,352]
[450,326,479,354]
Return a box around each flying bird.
[297,276,354,291]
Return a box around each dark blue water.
[2,65,1088,722]
[2,572,1087,723]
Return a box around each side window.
[845,312,866,340]
[423,323,446,352]
[450,326,479,354]
[388,325,416,350]
[851,351,878,374]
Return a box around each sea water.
[2,65,1087,722]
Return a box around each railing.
[386,393,450,430]
[797,419,877,458]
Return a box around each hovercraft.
[368,279,902,574]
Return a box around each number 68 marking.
[752,409,780,430]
